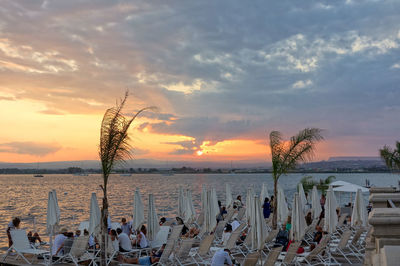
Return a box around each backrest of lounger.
[351,228,364,245]
[176,239,194,259]
[244,231,252,247]
[215,221,227,238]
[243,252,259,266]
[70,236,89,258]
[169,225,184,241]
[264,229,278,244]
[10,230,31,250]
[236,208,246,221]
[306,235,330,260]
[283,241,301,264]
[233,222,246,234]
[264,247,281,266]
[198,234,215,256]
[225,231,241,249]
[224,208,235,222]
[196,212,204,227]
[338,230,352,249]
[159,239,175,264]
[150,226,170,248]
[338,215,347,226]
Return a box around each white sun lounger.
[3,230,49,264]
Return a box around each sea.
[0,172,398,250]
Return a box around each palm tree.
[98,91,155,266]
[269,128,324,228]
[300,175,336,195]
[380,141,400,171]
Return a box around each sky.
[0,0,399,164]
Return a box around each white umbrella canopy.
[298,183,307,214]
[47,191,59,234]
[331,181,369,193]
[211,187,219,219]
[260,183,270,204]
[226,183,233,208]
[291,193,307,241]
[251,196,268,250]
[132,188,145,231]
[51,189,61,224]
[203,190,217,233]
[246,187,255,222]
[178,186,185,218]
[311,186,322,220]
[351,189,368,227]
[184,189,196,223]
[324,186,338,234]
[147,194,160,241]
[88,193,101,236]
[277,184,289,225]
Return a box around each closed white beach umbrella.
[147,194,160,241]
[184,189,196,223]
[211,187,219,219]
[88,193,101,236]
[251,196,268,250]
[204,190,217,232]
[311,186,322,220]
[47,190,60,264]
[324,186,338,234]
[51,189,61,224]
[132,188,145,231]
[178,186,185,218]
[291,193,307,241]
[260,183,270,204]
[277,184,289,225]
[201,185,207,213]
[246,187,255,222]
[298,183,307,213]
[226,183,233,208]
[351,189,367,227]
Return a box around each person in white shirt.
[53,228,68,256]
[6,217,21,247]
[211,249,233,266]
[221,224,232,247]
[116,228,132,252]
[132,225,149,248]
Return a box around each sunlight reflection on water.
[0,172,398,249]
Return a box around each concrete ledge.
[380,246,400,266]
[369,193,400,208]
[376,238,400,250]
[370,187,397,194]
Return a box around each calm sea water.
[0,172,398,249]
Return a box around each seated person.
[118,244,165,265]
[132,225,149,249]
[175,217,190,235]
[63,232,75,255]
[310,225,327,251]
[305,212,312,226]
[53,228,68,256]
[221,224,232,246]
[75,230,81,237]
[27,231,43,244]
[116,228,132,252]
[211,248,233,266]
[110,229,119,251]
[159,217,166,226]
[274,229,289,251]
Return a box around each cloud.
[0,0,399,159]
[0,141,62,156]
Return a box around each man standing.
[120,218,132,235]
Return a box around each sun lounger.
[263,247,281,266]
[281,241,301,265]
[3,230,49,264]
[150,226,170,249]
[191,234,215,265]
[236,208,246,221]
[243,252,260,266]
[55,235,95,266]
[174,239,195,266]
[156,239,175,266]
[214,221,227,241]
[330,230,362,264]
[224,208,235,222]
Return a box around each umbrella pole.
[49,226,53,266]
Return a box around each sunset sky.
[0,0,399,163]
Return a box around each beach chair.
[243,252,260,266]
[150,226,170,249]
[330,230,362,264]
[56,236,95,266]
[236,208,246,221]
[224,208,235,222]
[263,247,281,266]
[214,220,227,241]
[174,239,195,266]
[349,227,366,254]
[281,241,301,265]
[295,235,334,266]
[233,222,246,234]
[191,234,215,265]
[169,225,184,241]
[3,230,49,264]
[224,231,245,258]
[156,239,175,266]
[263,229,279,253]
